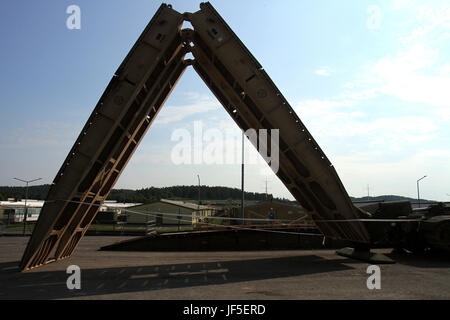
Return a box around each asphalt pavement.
[0,236,449,300]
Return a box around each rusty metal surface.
[21,2,369,271]
[20,4,186,271]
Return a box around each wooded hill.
[0,184,284,204]
[0,184,432,204]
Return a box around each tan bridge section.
[20,2,370,271]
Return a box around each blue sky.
[1,0,449,201]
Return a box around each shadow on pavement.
[0,254,353,299]
[387,249,450,268]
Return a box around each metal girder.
[186,3,370,243]
[21,2,370,271]
[20,4,187,271]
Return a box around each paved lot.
[0,236,449,300]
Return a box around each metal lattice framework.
[20,2,370,271]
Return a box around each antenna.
[265,177,268,200]
[261,177,274,201]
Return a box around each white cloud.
[434,107,450,122]
[314,66,333,77]
[298,3,450,200]
[370,44,450,108]
[295,97,437,149]
[303,0,450,150]
[130,146,170,165]
[334,148,450,200]
[361,2,450,110]
[154,93,220,125]
[338,88,380,102]
[0,121,79,148]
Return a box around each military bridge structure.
[20,2,371,271]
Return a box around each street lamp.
[197,174,201,226]
[197,174,201,208]
[416,175,427,208]
[241,130,245,225]
[13,177,42,236]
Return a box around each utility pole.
[263,177,273,202]
[197,174,201,208]
[241,131,245,225]
[417,175,427,208]
[265,178,268,201]
[196,174,201,227]
[13,177,42,236]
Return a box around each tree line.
[0,184,431,205]
[0,184,294,204]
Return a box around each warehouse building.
[95,200,142,224]
[219,201,310,225]
[0,199,140,224]
[123,199,216,226]
[0,200,44,224]
[244,201,309,224]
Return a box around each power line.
[54,199,425,226]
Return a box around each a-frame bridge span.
[20,3,370,271]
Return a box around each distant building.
[0,200,44,223]
[0,199,141,224]
[221,201,310,225]
[353,199,450,211]
[125,199,216,226]
[247,201,310,224]
[100,200,142,214]
[353,200,385,208]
